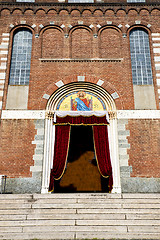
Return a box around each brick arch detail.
[38,74,123,110]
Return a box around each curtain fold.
[56,115,108,125]
[49,115,113,193]
[93,125,113,192]
[49,125,70,191]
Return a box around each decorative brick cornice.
[0,2,160,14]
[39,58,123,63]
[1,2,160,7]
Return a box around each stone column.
[108,111,121,193]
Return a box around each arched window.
[129,28,153,85]
[9,28,32,85]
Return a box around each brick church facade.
[0,0,159,193]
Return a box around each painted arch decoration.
[47,82,116,112]
[57,91,106,111]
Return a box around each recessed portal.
[54,126,109,193]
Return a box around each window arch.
[9,28,32,85]
[129,28,153,85]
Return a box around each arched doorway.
[41,82,121,193]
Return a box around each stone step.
[0,213,159,221]
[31,203,160,209]
[77,208,160,214]
[0,194,159,239]
[31,203,122,209]
[1,193,159,200]
[27,213,126,220]
[0,203,32,209]
[2,197,157,204]
[0,219,159,227]
[0,207,160,214]
[0,213,160,220]
[76,232,160,240]
[0,232,159,240]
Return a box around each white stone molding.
[111,92,119,99]
[1,110,160,120]
[43,94,50,100]
[108,119,121,193]
[135,20,141,24]
[125,24,130,28]
[77,76,85,82]
[78,21,83,25]
[152,33,160,105]
[41,118,51,193]
[55,80,64,88]
[117,110,160,119]
[0,33,9,109]
[97,79,104,86]
[118,24,122,28]
[97,24,101,28]
[1,110,45,119]
[32,24,36,28]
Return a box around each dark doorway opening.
[54,125,109,193]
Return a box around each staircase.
[0,193,159,240]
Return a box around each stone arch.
[127,8,138,16]
[70,9,81,17]
[41,81,121,194]
[81,9,92,17]
[1,8,11,16]
[127,24,151,36]
[93,9,103,17]
[104,9,115,17]
[47,9,57,16]
[47,82,116,112]
[35,8,46,15]
[24,9,34,15]
[151,8,160,16]
[59,9,69,16]
[116,9,126,17]
[11,8,23,15]
[38,74,123,110]
[139,8,150,16]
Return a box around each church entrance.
[42,82,121,194]
[54,126,109,193]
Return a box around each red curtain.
[56,115,108,125]
[49,115,113,192]
[93,125,113,192]
[49,125,70,191]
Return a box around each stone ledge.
[39,58,123,63]
[1,110,160,119]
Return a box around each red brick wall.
[42,28,64,58]
[71,28,92,58]
[0,120,36,178]
[99,28,122,58]
[127,119,160,178]
[1,3,160,110]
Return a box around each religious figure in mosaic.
[71,91,93,111]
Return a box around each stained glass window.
[16,0,35,2]
[9,29,32,85]
[129,28,153,85]
[127,0,145,2]
[68,0,94,2]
